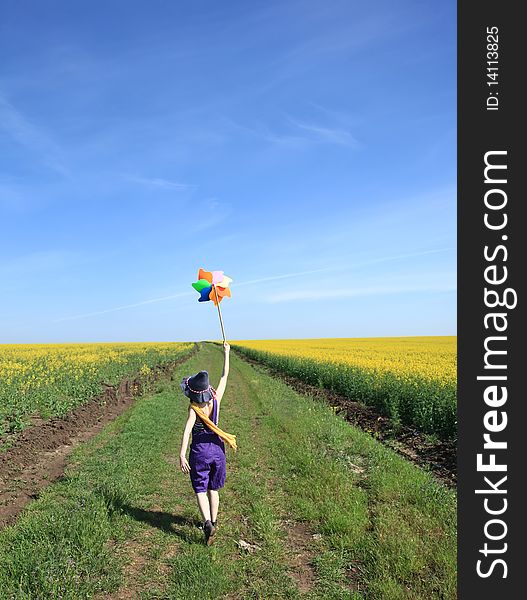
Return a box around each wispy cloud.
[223,113,358,148]
[234,247,454,288]
[307,101,358,127]
[240,247,455,303]
[251,8,405,98]
[0,91,68,176]
[125,175,194,191]
[287,118,357,146]
[54,268,324,323]
[1,250,75,277]
[52,248,454,322]
[265,282,456,304]
[55,291,194,322]
[352,247,455,268]
[0,181,24,212]
[258,121,357,147]
[234,267,335,288]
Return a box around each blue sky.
[0,0,456,343]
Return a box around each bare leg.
[208,489,219,523]
[196,492,211,522]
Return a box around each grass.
[0,343,456,599]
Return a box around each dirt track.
[0,358,191,528]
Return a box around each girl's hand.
[223,341,230,353]
[179,455,190,474]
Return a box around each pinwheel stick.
[213,284,227,342]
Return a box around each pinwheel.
[192,268,233,341]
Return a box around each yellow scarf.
[190,403,238,451]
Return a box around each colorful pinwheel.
[192,268,233,305]
[192,268,233,341]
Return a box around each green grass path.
[0,344,456,599]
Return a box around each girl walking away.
[179,342,237,545]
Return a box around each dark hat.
[180,371,214,404]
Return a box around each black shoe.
[204,520,216,546]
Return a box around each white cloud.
[223,114,358,148]
[53,247,454,322]
[0,91,69,176]
[55,291,194,322]
[125,175,194,190]
[288,118,358,146]
[265,283,456,303]
[233,247,454,289]
[0,250,75,277]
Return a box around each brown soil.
[101,537,151,600]
[0,352,194,529]
[283,520,317,593]
[235,352,457,488]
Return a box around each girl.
[179,342,236,545]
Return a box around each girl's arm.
[179,407,196,474]
[215,342,230,402]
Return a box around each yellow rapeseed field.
[232,337,456,385]
[232,337,457,438]
[0,342,194,440]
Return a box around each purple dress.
[189,395,226,493]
